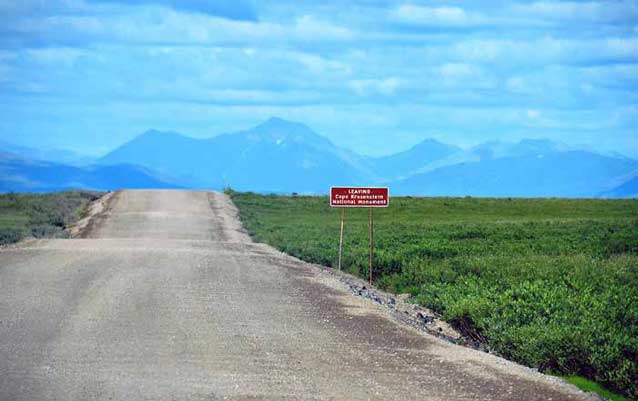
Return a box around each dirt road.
[0,190,593,400]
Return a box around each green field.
[0,191,103,245]
[229,192,638,399]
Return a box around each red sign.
[330,187,389,208]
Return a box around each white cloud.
[0,63,11,83]
[449,37,638,64]
[439,63,478,79]
[515,1,601,19]
[8,7,354,47]
[349,77,401,96]
[513,1,638,23]
[0,0,88,16]
[24,47,84,66]
[293,15,354,41]
[293,53,351,75]
[505,76,526,93]
[436,63,497,89]
[526,109,540,119]
[390,1,638,30]
[391,4,474,26]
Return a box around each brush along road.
[0,190,594,400]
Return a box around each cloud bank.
[0,0,636,156]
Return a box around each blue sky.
[0,0,636,157]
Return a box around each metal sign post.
[338,208,345,271]
[369,207,374,285]
[329,187,388,285]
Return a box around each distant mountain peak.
[518,138,555,146]
[245,117,334,148]
[513,138,566,152]
[421,138,445,144]
[138,129,183,139]
[372,137,461,181]
[468,137,569,160]
[264,116,287,124]
[410,138,460,151]
[254,116,309,133]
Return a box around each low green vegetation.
[229,192,638,399]
[0,191,103,245]
[564,376,631,401]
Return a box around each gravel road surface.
[0,190,594,400]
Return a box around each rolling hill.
[0,140,95,166]
[600,176,638,198]
[0,151,180,192]
[391,150,638,198]
[371,139,461,180]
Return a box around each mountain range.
[0,151,179,192]
[0,140,96,166]
[1,117,637,197]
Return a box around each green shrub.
[0,190,103,245]
[0,227,23,245]
[230,193,638,398]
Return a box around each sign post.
[369,207,374,285]
[330,187,389,285]
[338,208,345,271]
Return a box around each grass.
[0,190,104,245]
[229,191,638,400]
[564,376,631,401]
